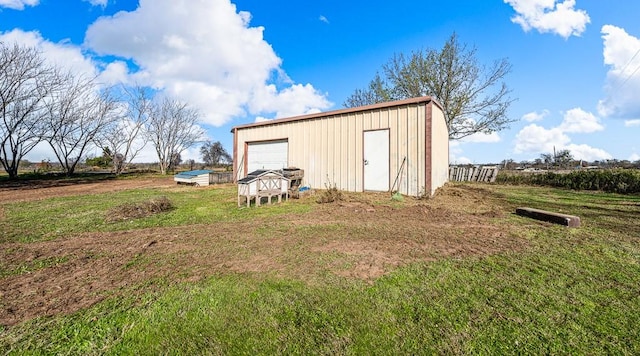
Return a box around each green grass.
[3,245,638,354]
[498,185,640,238]
[1,183,640,354]
[0,185,312,243]
[0,256,69,279]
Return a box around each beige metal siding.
[430,103,450,195]
[234,98,448,197]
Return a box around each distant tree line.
[497,149,640,171]
[492,148,640,193]
[497,169,640,194]
[0,42,213,179]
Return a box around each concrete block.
[516,207,581,227]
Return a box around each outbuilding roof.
[231,96,443,132]
[174,170,212,179]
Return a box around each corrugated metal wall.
[430,103,450,195]
[234,99,448,197]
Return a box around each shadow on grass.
[0,171,155,190]
[501,185,640,237]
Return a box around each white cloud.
[319,15,329,24]
[598,25,640,119]
[254,116,271,123]
[625,119,640,127]
[513,108,611,161]
[449,122,501,163]
[0,0,38,10]
[449,142,472,165]
[121,122,207,163]
[514,124,612,161]
[83,0,107,7]
[84,0,331,127]
[558,108,604,133]
[249,83,330,119]
[522,109,549,122]
[460,131,501,143]
[451,156,472,165]
[565,144,612,161]
[180,145,203,163]
[504,0,590,38]
[0,29,97,78]
[514,124,570,154]
[97,61,129,85]
[630,153,640,161]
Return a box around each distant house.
[231,96,449,197]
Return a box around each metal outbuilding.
[231,97,449,197]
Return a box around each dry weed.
[106,196,174,222]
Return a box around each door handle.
[364,159,369,165]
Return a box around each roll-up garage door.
[247,140,288,173]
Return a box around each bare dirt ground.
[0,176,176,203]
[0,178,524,326]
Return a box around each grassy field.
[1,178,639,354]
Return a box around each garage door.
[247,140,288,173]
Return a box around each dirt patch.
[0,176,176,203]
[106,196,174,222]
[0,181,524,326]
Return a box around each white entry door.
[363,129,389,191]
[247,140,288,174]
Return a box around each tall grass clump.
[497,169,640,194]
[317,181,343,204]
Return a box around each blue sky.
[1,0,639,164]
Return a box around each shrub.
[497,169,640,194]
[317,182,343,204]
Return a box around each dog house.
[237,170,289,207]
[174,170,212,186]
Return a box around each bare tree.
[95,85,152,175]
[540,153,553,169]
[0,43,64,179]
[145,98,204,174]
[200,140,231,167]
[344,33,515,140]
[540,149,574,169]
[554,149,574,169]
[43,75,118,176]
[184,158,196,171]
[167,152,182,172]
